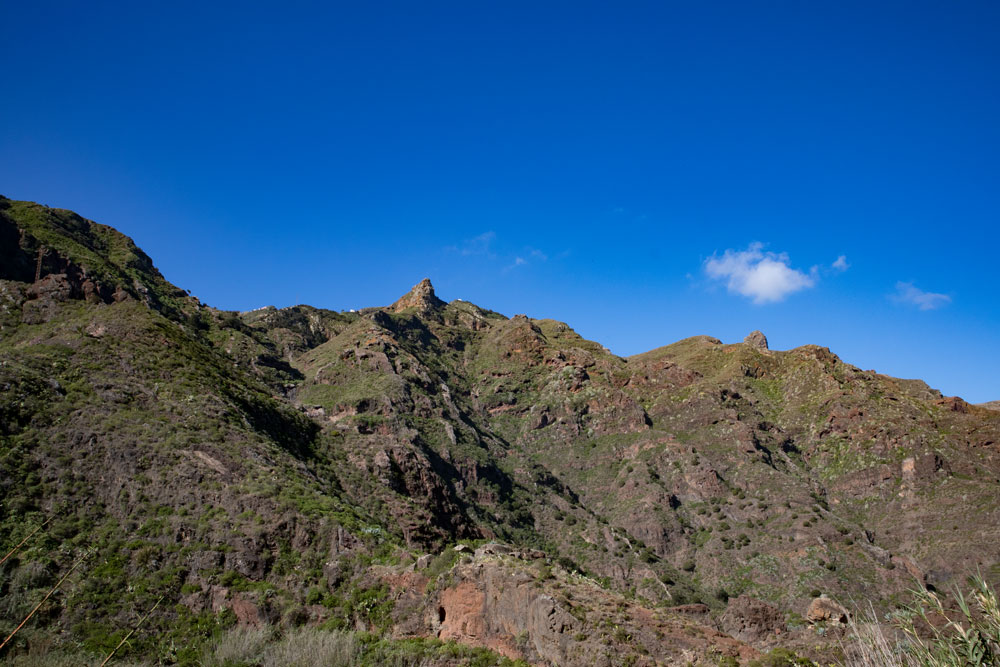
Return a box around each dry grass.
[841,602,919,667]
[843,575,1000,666]
[197,626,499,667]
[201,626,273,665]
[259,627,361,667]
[0,626,505,666]
[0,654,149,667]
[201,626,361,667]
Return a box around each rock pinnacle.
[391,278,445,314]
[743,330,768,350]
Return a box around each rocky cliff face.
[410,546,752,665]
[2,196,999,665]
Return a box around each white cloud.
[832,255,849,272]
[892,282,951,310]
[704,243,816,304]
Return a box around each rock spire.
[743,330,768,350]
[391,278,445,314]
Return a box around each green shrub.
[306,586,325,605]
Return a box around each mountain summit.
[390,277,446,314]
[743,330,769,350]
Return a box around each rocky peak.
[391,278,445,314]
[743,330,768,350]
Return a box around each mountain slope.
[2,196,999,665]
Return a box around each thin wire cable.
[0,519,51,568]
[0,548,93,654]
[99,594,165,666]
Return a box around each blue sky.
[2,1,998,402]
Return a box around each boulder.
[806,596,849,625]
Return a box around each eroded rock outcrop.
[721,595,786,643]
[415,550,752,666]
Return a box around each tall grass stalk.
[844,574,1000,666]
[841,601,919,667]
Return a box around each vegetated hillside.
[1,195,999,666]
